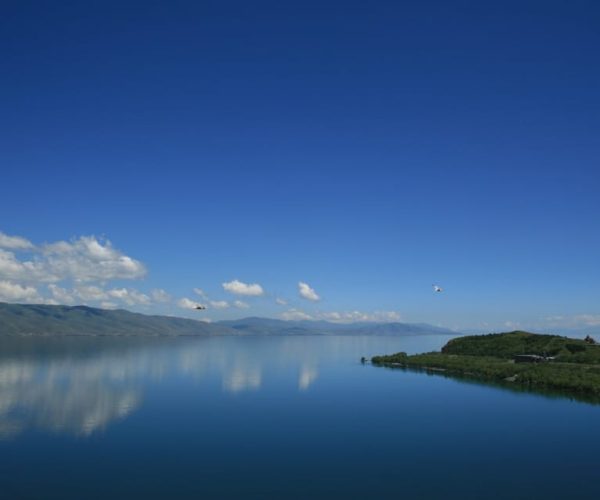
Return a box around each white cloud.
[543,314,600,328]
[48,284,154,308]
[75,285,108,301]
[193,288,207,298]
[151,289,170,303]
[275,297,287,306]
[0,235,146,283]
[41,236,146,282]
[0,232,163,309]
[373,311,402,322]
[234,300,249,309]
[298,282,320,301]
[222,279,264,296]
[279,309,402,324]
[0,280,42,303]
[319,310,401,323]
[0,249,47,282]
[573,314,600,326]
[320,311,342,321]
[178,297,204,310]
[48,284,76,304]
[209,300,229,309]
[100,301,118,309]
[107,288,150,306]
[107,288,129,301]
[281,308,313,321]
[0,232,33,250]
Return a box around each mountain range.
[0,302,458,337]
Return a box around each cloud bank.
[0,230,428,326]
[0,233,146,284]
[0,232,34,250]
[0,231,151,308]
[280,308,402,323]
[178,298,204,310]
[222,279,264,296]
[298,282,320,301]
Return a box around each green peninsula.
[371,331,600,400]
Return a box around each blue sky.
[1,1,599,331]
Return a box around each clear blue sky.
[1,0,599,331]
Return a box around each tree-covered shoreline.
[371,331,600,401]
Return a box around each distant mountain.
[0,302,233,337]
[0,303,460,337]
[216,317,458,336]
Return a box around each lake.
[1,334,599,499]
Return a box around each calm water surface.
[1,335,599,499]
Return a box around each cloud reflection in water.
[0,336,328,438]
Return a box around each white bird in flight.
[432,284,443,293]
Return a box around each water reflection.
[223,366,262,392]
[298,364,318,390]
[0,342,151,438]
[0,335,453,439]
[0,337,322,438]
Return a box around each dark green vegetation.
[0,302,457,337]
[372,331,600,400]
[442,330,600,364]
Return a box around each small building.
[514,354,547,363]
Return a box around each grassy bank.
[371,331,600,399]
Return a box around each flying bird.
[195,305,206,310]
[432,284,443,293]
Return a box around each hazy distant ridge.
[218,317,457,336]
[0,302,232,336]
[0,303,458,337]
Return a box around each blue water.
[1,335,599,499]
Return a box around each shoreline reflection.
[0,335,452,439]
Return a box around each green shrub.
[372,331,600,400]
